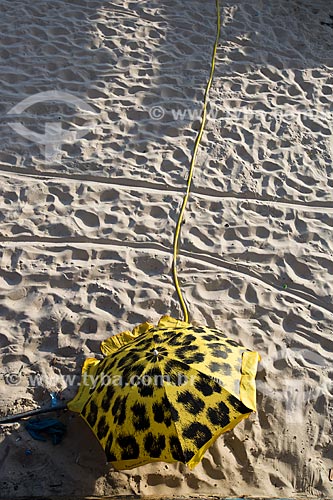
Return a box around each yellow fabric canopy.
[68,316,260,470]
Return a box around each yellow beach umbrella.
[68,315,260,470]
[68,0,261,471]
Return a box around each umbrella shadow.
[0,413,114,498]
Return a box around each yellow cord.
[172,0,221,323]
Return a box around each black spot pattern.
[207,341,222,349]
[177,390,205,415]
[105,430,114,458]
[185,352,205,364]
[153,332,168,344]
[97,415,109,440]
[207,401,230,426]
[164,359,190,374]
[193,327,206,334]
[101,385,116,412]
[131,402,150,431]
[219,363,232,376]
[144,432,166,458]
[145,366,164,387]
[175,344,199,359]
[111,395,128,425]
[169,402,180,422]
[117,435,140,460]
[169,334,186,346]
[152,401,165,423]
[119,364,135,387]
[211,350,228,359]
[130,361,146,379]
[194,374,221,396]
[175,373,189,386]
[95,360,107,378]
[209,361,225,373]
[95,377,107,393]
[202,334,217,341]
[194,376,213,396]
[169,435,184,461]
[96,357,117,376]
[150,396,172,427]
[168,370,189,386]
[226,339,240,347]
[86,400,98,427]
[133,337,151,349]
[183,448,195,462]
[161,396,173,427]
[137,381,154,397]
[228,394,251,414]
[183,422,212,448]
[208,343,230,359]
[180,334,197,345]
[170,349,205,367]
[116,351,140,369]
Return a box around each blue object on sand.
[25,418,66,445]
[50,392,59,408]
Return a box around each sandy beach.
[0,0,332,497]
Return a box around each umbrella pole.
[0,403,68,424]
[172,0,221,323]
